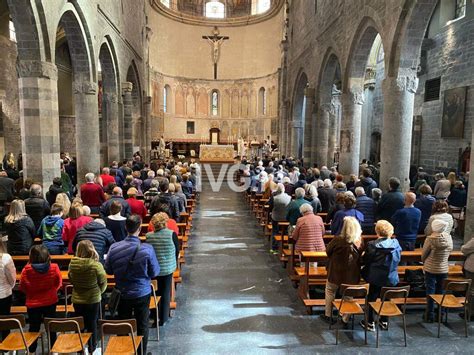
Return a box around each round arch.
[126,61,143,157]
[291,71,308,159]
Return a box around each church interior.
[0,0,473,353]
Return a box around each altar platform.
[199,144,235,163]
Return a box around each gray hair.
[147,170,156,178]
[85,173,95,182]
[102,167,110,175]
[151,179,160,188]
[300,203,313,214]
[94,218,106,226]
[295,187,305,198]
[372,188,382,199]
[30,184,42,197]
[355,187,366,197]
[276,183,285,194]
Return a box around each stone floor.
[150,180,474,354]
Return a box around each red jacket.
[127,197,148,219]
[63,216,93,254]
[100,174,115,188]
[80,183,105,208]
[20,263,62,308]
[147,219,179,235]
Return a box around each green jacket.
[68,257,107,304]
[146,229,177,276]
[286,197,310,225]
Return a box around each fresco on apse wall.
[441,87,467,138]
[152,81,161,115]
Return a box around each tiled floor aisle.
[151,181,474,354]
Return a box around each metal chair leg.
[402,314,407,347]
[335,315,339,345]
[376,314,380,348]
[465,305,468,338]
[438,304,442,338]
[364,311,368,345]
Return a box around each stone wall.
[150,70,279,142]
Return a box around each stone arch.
[222,89,230,118]
[98,37,120,165]
[197,87,208,116]
[186,87,195,116]
[291,71,308,159]
[339,18,385,176]
[388,0,438,77]
[231,88,240,118]
[175,85,185,115]
[55,9,99,183]
[317,50,342,166]
[241,89,249,118]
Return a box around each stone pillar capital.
[122,82,133,93]
[320,103,332,113]
[17,60,57,80]
[383,70,419,94]
[74,81,97,95]
[292,120,303,129]
[345,88,365,105]
[104,93,119,103]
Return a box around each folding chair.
[44,316,91,353]
[100,319,143,355]
[0,314,43,354]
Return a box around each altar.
[199,144,235,163]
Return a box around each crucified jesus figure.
[202,27,229,79]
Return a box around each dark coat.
[149,193,180,221]
[74,221,115,264]
[376,190,404,222]
[319,188,337,213]
[25,197,51,231]
[414,195,435,232]
[361,237,401,287]
[99,196,131,219]
[448,187,467,208]
[326,237,363,285]
[356,195,376,231]
[355,177,377,197]
[5,216,36,255]
[0,176,15,202]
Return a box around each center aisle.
[155,177,322,354]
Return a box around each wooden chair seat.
[0,332,41,351]
[369,301,402,317]
[51,333,92,353]
[104,335,143,354]
[150,295,161,310]
[429,294,465,308]
[332,300,364,315]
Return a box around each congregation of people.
[242,154,472,331]
[0,152,199,354]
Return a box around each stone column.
[303,87,315,165]
[17,60,60,188]
[279,101,288,155]
[290,120,303,158]
[122,82,133,159]
[379,72,418,192]
[339,88,364,177]
[327,106,337,166]
[144,95,152,162]
[74,80,100,184]
[464,128,474,243]
[104,93,120,163]
[315,103,330,167]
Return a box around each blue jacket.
[37,215,65,247]
[356,195,375,230]
[414,195,435,232]
[331,208,364,235]
[392,207,421,242]
[105,236,160,299]
[376,190,404,222]
[355,177,377,197]
[99,196,131,219]
[448,187,467,208]
[362,237,402,287]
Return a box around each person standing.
[80,173,106,214]
[391,192,421,251]
[24,184,51,231]
[105,215,160,355]
[376,177,404,222]
[146,213,179,326]
[37,203,66,255]
[321,217,363,325]
[291,204,326,252]
[422,219,453,322]
[68,240,107,353]
[360,220,402,331]
[0,238,16,341]
[268,183,292,253]
[4,199,36,255]
[73,219,115,264]
[63,204,93,254]
[19,245,62,353]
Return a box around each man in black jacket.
[73,219,115,264]
[0,171,15,203]
[149,181,180,221]
[99,187,131,219]
[25,184,50,231]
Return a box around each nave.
[155,174,473,354]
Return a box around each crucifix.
[202,26,229,80]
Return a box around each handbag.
[108,242,141,317]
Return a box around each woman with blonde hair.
[55,192,71,218]
[4,199,36,255]
[360,220,402,331]
[68,240,107,353]
[447,171,457,188]
[62,203,93,254]
[321,217,363,325]
[146,212,179,326]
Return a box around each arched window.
[251,0,271,15]
[211,90,219,116]
[205,1,225,18]
[163,85,171,113]
[258,87,266,116]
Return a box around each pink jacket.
[292,213,326,252]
